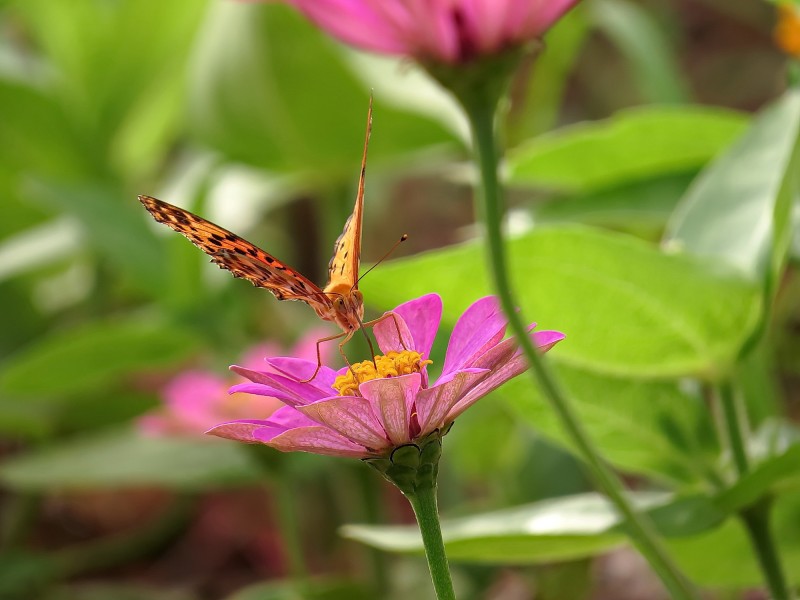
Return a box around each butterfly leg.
[298,330,347,383]
[363,311,409,351]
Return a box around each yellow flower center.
[333,351,433,396]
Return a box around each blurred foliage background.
[1,0,799,599]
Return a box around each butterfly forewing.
[325,98,371,295]
[138,195,331,312]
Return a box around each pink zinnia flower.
[208,294,564,458]
[282,0,580,64]
[139,331,331,436]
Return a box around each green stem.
[246,446,310,584]
[741,501,793,600]
[273,479,309,582]
[356,465,391,594]
[717,381,750,476]
[460,93,697,600]
[406,485,456,600]
[716,382,793,599]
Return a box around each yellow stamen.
[333,350,433,397]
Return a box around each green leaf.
[11,0,208,180]
[666,492,800,586]
[715,421,800,512]
[500,364,718,484]
[0,319,201,398]
[188,3,454,176]
[364,226,760,378]
[0,428,261,491]
[32,181,168,295]
[507,106,747,192]
[0,80,90,179]
[341,492,724,563]
[590,0,689,103]
[664,90,800,284]
[534,173,693,233]
[507,5,590,141]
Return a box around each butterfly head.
[327,288,365,333]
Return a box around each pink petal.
[206,419,275,443]
[230,366,328,406]
[389,293,442,359]
[265,357,338,392]
[415,368,489,434]
[162,371,227,430]
[259,425,368,458]
[445,329,564,421]
[297,396,390,450]
[523,0,580,37]
[373,311,415,355]
[291,327,338,364]
[288,0,411,55]
[358,372,421,446]
[442,296,508,376]
[238,342,281,372]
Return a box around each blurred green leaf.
[590,0,689,103]
[342,492,724,563]
[0,428,260,491]
[188,3,454,176]
[0,551,54,600]
[507,106,747,192]
[715,421,800,512]
[534,173,693,232]
[664,90,800,286]
[0,319,201,398]
[33,182,168,295]
[0,80,89,179]
[508,5,590,141]
[364,226,760,378]
[667,492,800,586]
[500,364,718,485]
[226,579,371,600]
[11,0,208,180]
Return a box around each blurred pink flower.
[283,0,580,63]
[208,294,564,458]
[139,330,332,436]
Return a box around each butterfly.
[139,99,396,373]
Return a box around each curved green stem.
[459,92,697,600]
[717,381,750,476]
[406,485,456,600]
[716,382,793,599]
[742,501,793,600]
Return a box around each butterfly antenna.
[352,234,408,291]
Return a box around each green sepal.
[423,44,533,114]
[363,426,450,496]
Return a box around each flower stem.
[459,92,697,600]
[246,446,309,584]
[406,484,456,600]
[716,382,793,599]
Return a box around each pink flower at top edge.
[139,329,333,437]
[281,0,580,64]
[208,294,564,458]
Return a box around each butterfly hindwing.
[138,195,330,311]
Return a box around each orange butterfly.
[140,100,394,372]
